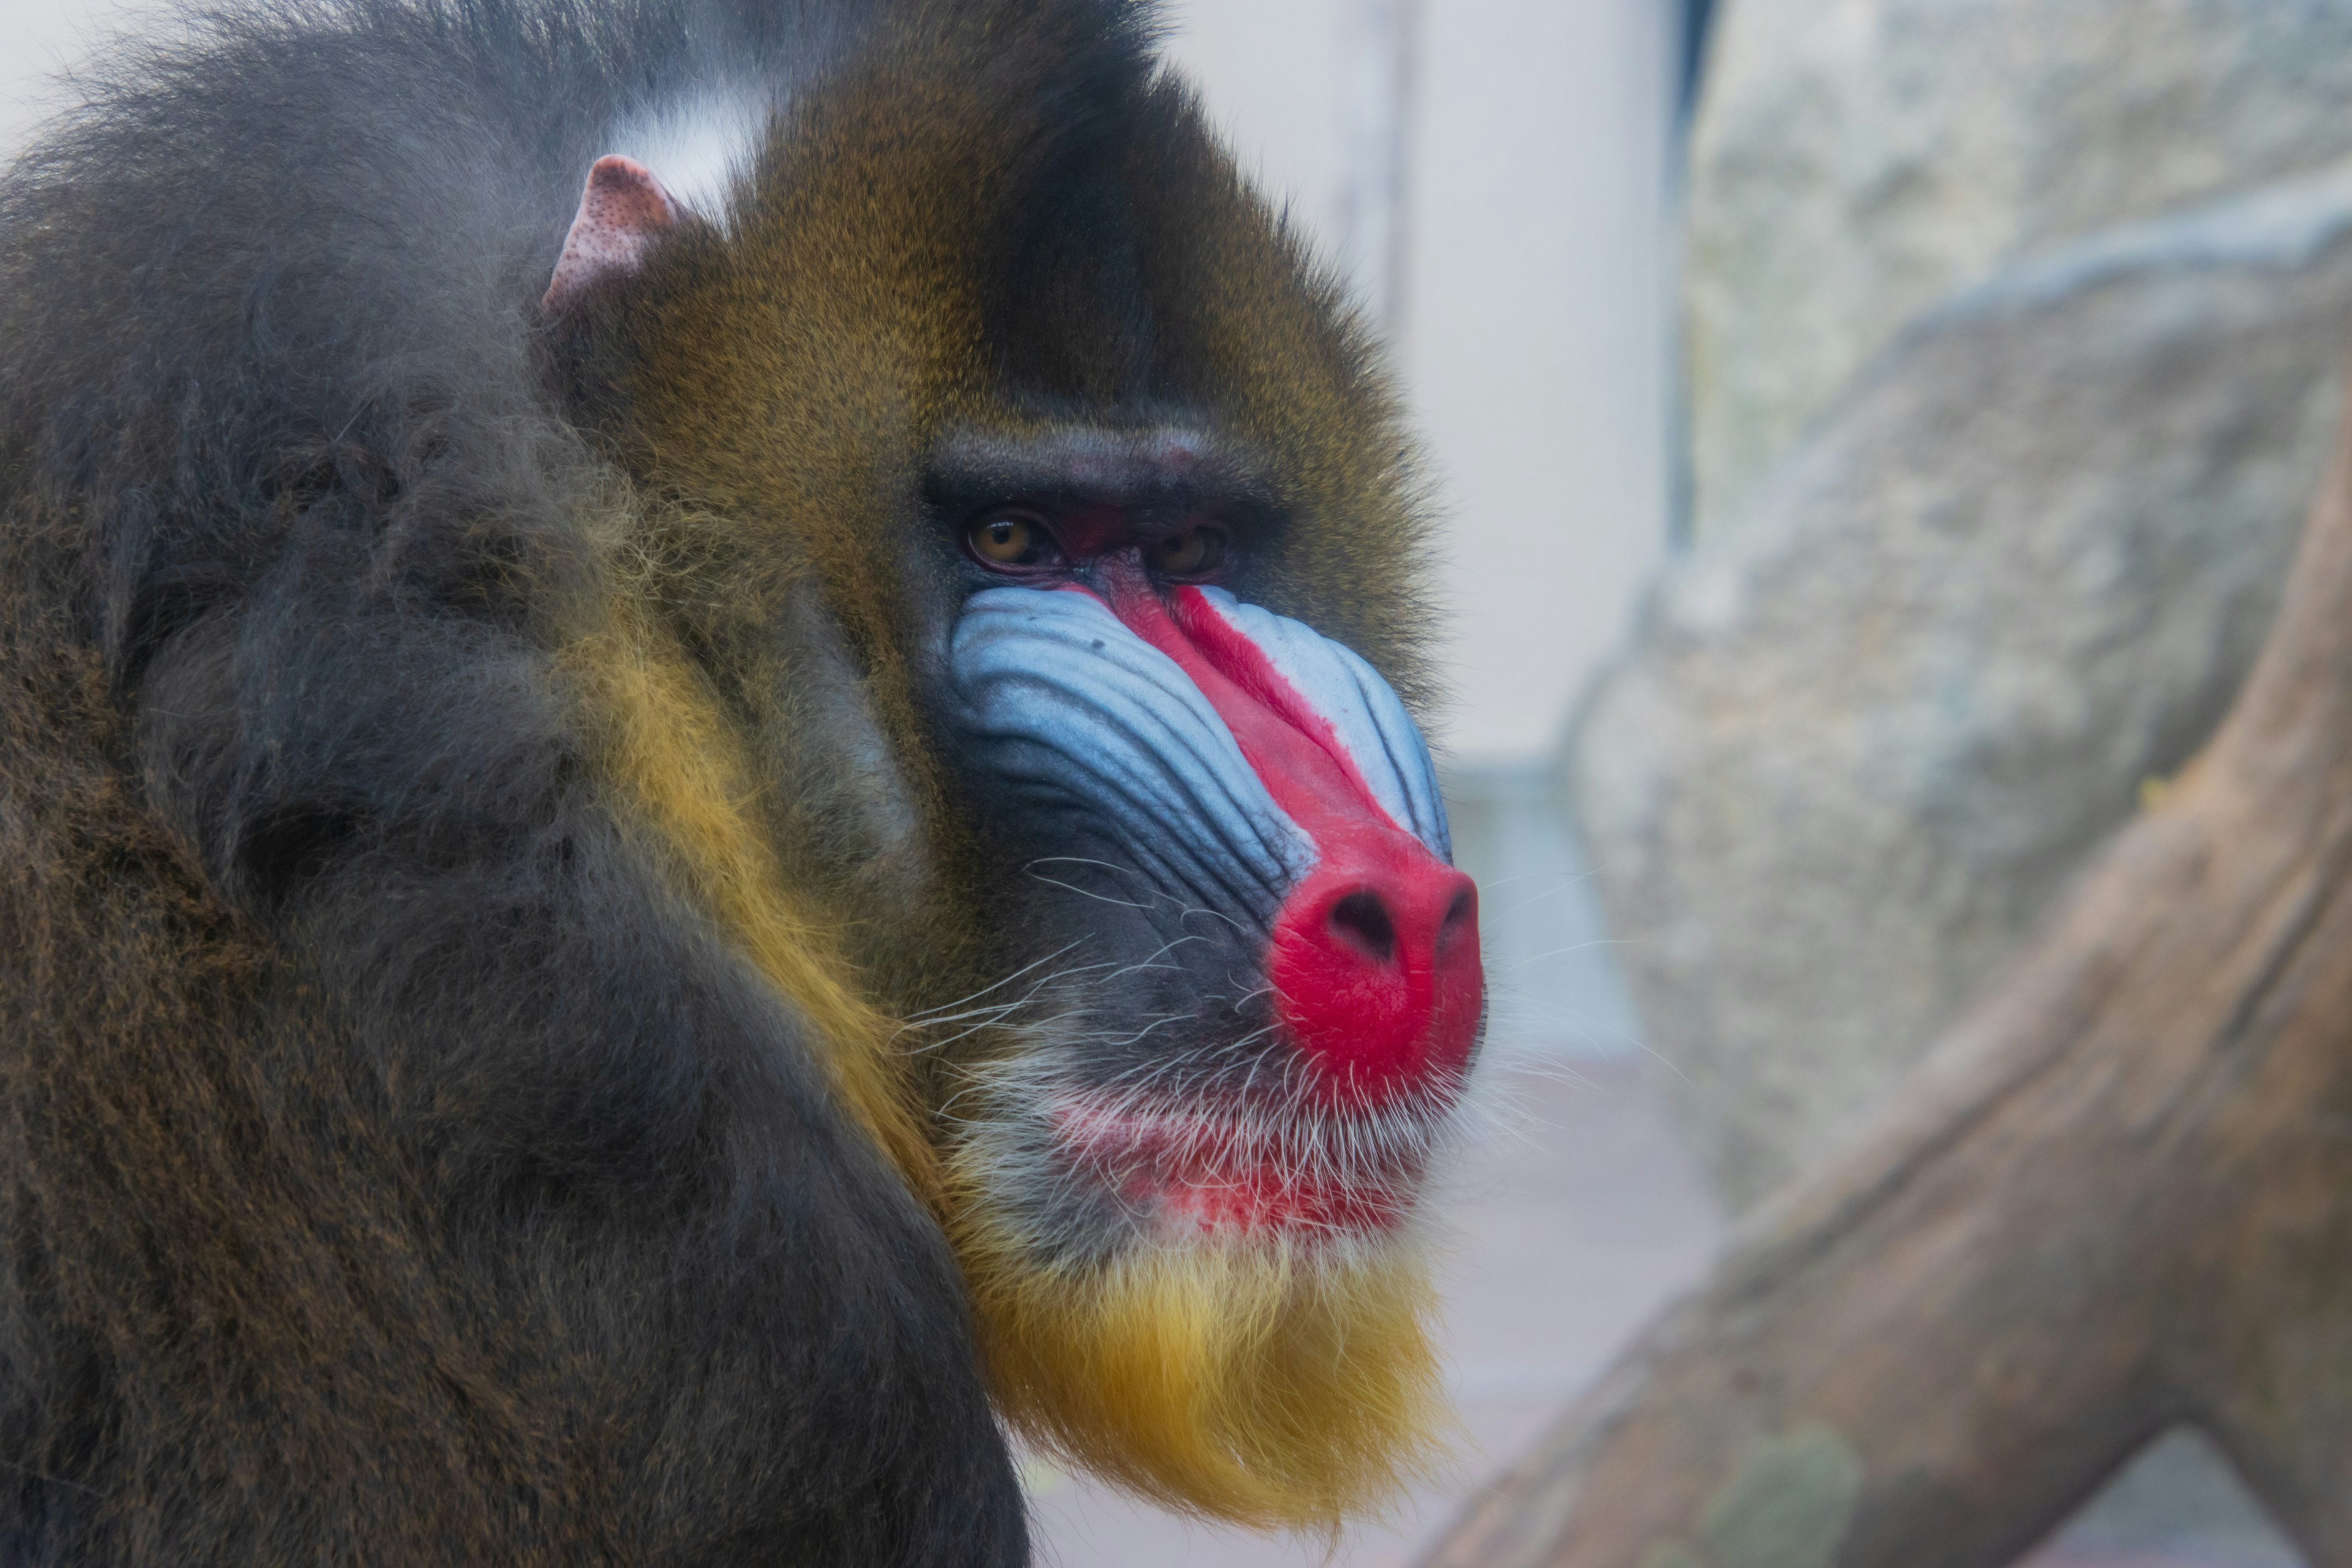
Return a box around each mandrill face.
[933,434,1482,1254]
[913,435,1485,1523]
[548,17,1487,1528]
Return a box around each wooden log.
[1418,365,2352,1568]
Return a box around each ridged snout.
[950,582,1482,1102]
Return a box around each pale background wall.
[0,0,126,148]
[1164,0,1676,767]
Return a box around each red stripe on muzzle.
[1077,573,1482,1106]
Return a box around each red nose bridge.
[1087,569,1482,1106]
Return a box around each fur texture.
[0,0,1460,1557]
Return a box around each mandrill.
[0,0,1485,1561]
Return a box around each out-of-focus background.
[8,0,2347,1563]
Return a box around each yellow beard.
[956,1195,1449,1530]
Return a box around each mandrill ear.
[543,154,679,312]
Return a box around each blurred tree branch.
[1417,357,2352,1568]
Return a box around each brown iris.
[968,511,1050,567]
[1148,526,1227,578]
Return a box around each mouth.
[1048,1085,1460,1240]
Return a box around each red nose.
[1088,567,1485,1107]
[1268,831,1482,1105]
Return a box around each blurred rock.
[1688,0,2352,538]
[1572,165,2352,1212]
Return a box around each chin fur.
[957,1213,1449,1529]
[939,1041,1472,1527]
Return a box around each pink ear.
[543,155,679,312]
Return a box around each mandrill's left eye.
[1147,524,1227,579]
[967,510,1058,570]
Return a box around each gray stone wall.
[1687,0,2352,538]
[1584,170,2352,1209]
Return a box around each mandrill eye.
[967,510,1054,569]
[1147,524,1227,579]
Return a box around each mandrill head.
[545,1,1483,1528]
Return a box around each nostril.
[1270,856,1485,1104]
[1329,890,1397,963]
[1439,888,1475,956]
